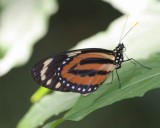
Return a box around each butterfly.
[31,20,140,95]
[31,43,125,94]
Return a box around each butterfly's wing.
[31,52,71,92]
[31,48,116,94]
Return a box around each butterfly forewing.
[31,48,117,94]
[31,53,71,92]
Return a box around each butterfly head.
[114,43,125,69]
[115,43,125,52]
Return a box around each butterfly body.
[31,43,125,94]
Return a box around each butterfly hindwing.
[60,50,116,94]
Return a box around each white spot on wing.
[82,89,85,92]
[88,88,91,91]
[40,67,48,76]
[67,51,81,57]
[41,75,46,81]
[62,61,66,64]
[55,82,61,88]
[43,58,53,67]
[94,87,97,90]
[46,79,52,85]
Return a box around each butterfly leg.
[116,69,121,89]
[124,58,151,70]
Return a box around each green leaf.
[30,87,51,103]
[17,92,80,128]
[64,54,160,121]
[42,118,65,128]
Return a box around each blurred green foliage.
[0,0,160,128]
[0,48,5,59]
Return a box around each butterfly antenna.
[119,15,128,44]
[120,22,138,42]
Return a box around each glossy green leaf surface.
[17,92,79,128]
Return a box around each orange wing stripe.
[74,64,106,71]
[78,53,115,60]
